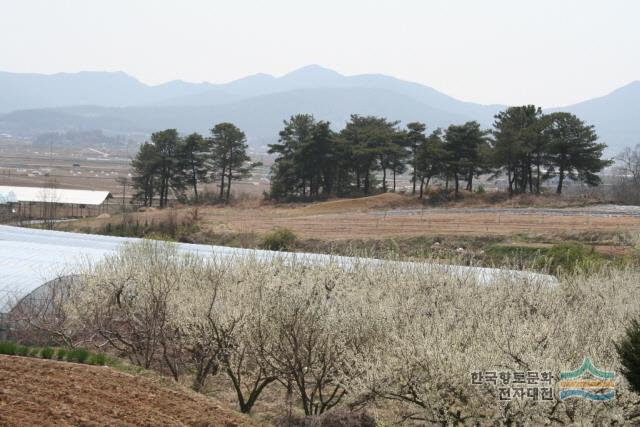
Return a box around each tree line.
[268,106,611,200]
[131,123,259,206]
[131,107,610,206]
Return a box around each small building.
[0,185,112,221]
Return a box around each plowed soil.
[0,355,265,427]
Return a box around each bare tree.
[39,182,60,229]
[253,267,354,416]
[613,144,640,204]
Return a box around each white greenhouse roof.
[0,225,556,313]
[0,186,111,205]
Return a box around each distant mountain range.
[0,65,638,154]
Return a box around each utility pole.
[115,176,129,214]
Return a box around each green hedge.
[0,341,108,367]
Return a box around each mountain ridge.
[0,66,638,154]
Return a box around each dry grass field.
[61,192,640,241]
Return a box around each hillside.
[0,65,638,153]
[550,81,640,154]
[0,355,265,426]
[0,88,471,149]
[0,66,495,147]
[166,65,504,124]
[0,71,222,113]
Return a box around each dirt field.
[0,142,271,200]
[201,206,640,239]
[62,193,640,240]
[0,355,265,427]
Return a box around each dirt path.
[369,204,640,218]
[0,355,265,427]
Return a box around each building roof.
[0,191,18,204]
[0,186,111,206]
[0,225,557,313]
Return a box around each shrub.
[281,411,377,427]
[485,244,544,261]
[546,242,602,274]
[40,347,54,359]
[426,188,457,205]
[261,228,297,251]
[56,348,68,361]
[67,348,90,364]
[616,318,640,394]
[16,345,29,357]
[89,352,107,366]
[29,347,41,357]
[0,341,17,355]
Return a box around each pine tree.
[178,132,208,202]
[492,106,544,195]
[209,123,259,203]
[415,129,447,198]
[444,121,489,195]
[341,115,399,195]
[406,122,427,194]
[542,112,611,194]
[131,142,159,206]
[269,115,317,198]
[152,129,182,207]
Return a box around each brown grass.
[59,193,640,241]
[296,192,422,215]
[424,189,606,208]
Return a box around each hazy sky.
[1,0,638,107]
